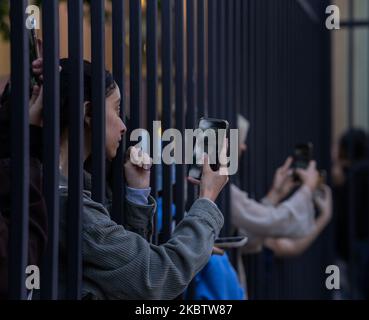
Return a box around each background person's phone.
[214,236,248,249]
[188,117,229,180]
[29,29,41,88]
[292,142,314,182]
[292,142,314,170]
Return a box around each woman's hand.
[124,146,152,189]
[188,153,229,202]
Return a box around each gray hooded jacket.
[58,173,224,300]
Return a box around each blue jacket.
[186,253,246,300]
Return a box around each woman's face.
[105,87,126,159]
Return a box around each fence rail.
[6,0,332,300]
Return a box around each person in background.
[263,185,332,257]
[331,128,369,299]
[232,115,331,289]
[0,60,47,299]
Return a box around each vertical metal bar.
[366,0,369,248]
[241,0,249,193]
[147,0,159,242]
[319,0,333,300]
[208,0,217,117]
[41,0,60,300]
[186,0,196,212]
[111,0,126,225]
[348,0,354,128]
[229,0,235,122]
[286,0,292,299]
[234,0,241,122]
[216,0,226,236]
[228,0,239,265]
[347,0,356,299]
[254,0,267,201]
[175,0,185,223]
[91,0,106,204]
[130,0,142,131]
[197,0,206,118]
[66,0,83,299]
[160,0,173,243]
[217,0,226,119]
[9,0,29,300]
[222,0,235,238]
[266,0,277,299]
[248,0,258,297]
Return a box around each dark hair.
[59,58,116,135]
[339,128,369,163]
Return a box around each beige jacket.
[231,184,316,254]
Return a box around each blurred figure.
[264,185,332,257]
[332,128,369,300]
[231,115,328,290]
[0,60,47,300]
[232,115,320,251]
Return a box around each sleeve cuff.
[125,186,151,206]
[198,197,219,212]
[260,197,275,207]
[188,198,224,235]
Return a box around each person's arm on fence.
[77,155,227,300]
[264,185,332,257]
[231,161,319,239]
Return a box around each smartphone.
[214,236,248,249]
[188,117,229,180]
[292,143,314,170]
[29,29,41,88]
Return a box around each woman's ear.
[84,101,92,128]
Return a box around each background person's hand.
[32,58,44,82]
[314,185,333,224]
[267,157,298,204]
[296,160,320,192]
[29,57,44,127]
[29,85,43,127]
[188,154,229,202]
[37,38,43,58]
[272,157,293,191]
[32,56,62,81]
[124,146,152,189]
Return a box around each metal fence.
[7,0,332,300]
